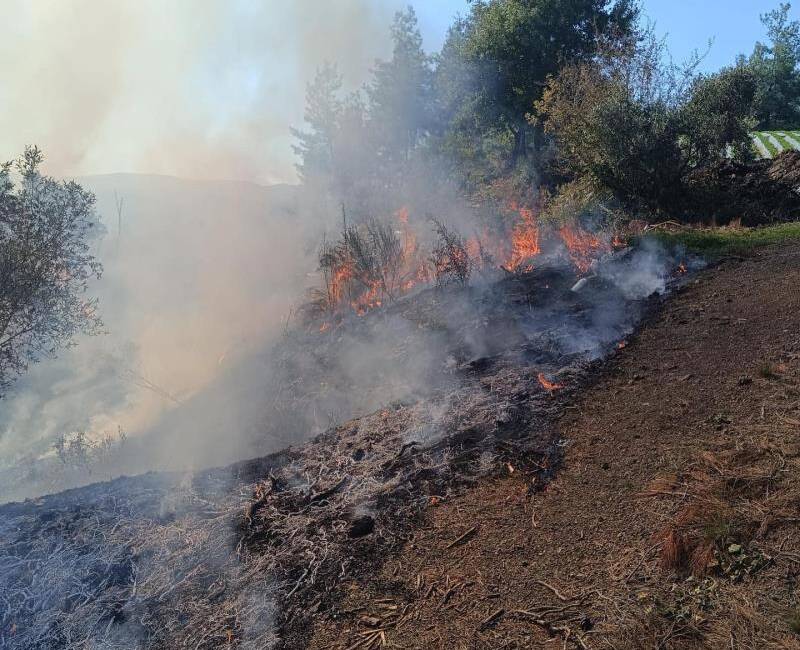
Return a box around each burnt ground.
[1,248,676,650]
[308,244,800,649]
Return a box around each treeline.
[294,0,800,225]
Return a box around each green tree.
[367,7,435,166]
[436,0,639,189]
[745,3,800,128]
[537,31,755,218]
[0,147,103,395]
[291,62,343,182]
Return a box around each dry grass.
[622,356,800,647]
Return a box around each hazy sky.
[0,0,794,185]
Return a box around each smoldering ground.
[0,170,496,502]
[0,235,688,649]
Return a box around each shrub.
[537,31,756,221]
[0,147,103,394]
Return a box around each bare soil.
[309,245,800,649]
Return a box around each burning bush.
[305,209,431,323]
[430,219,472,286]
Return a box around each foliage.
[292,1,641,206]
[291,62,344,183]
[743,3,800,129]
[367,7,435,166]
[435,0,639,191]
[539,177,620,225]
[0,147,103,395]
[53,427,127,470]
[537,30,756,217]
[430,219,472,286]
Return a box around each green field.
[751,130,800,158]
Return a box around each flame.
[506,203,541,271]
[315,204,622,329]
[396,206,410,225]
[322,206,433,320]
[677,262,687,274]
[538,372,564,392]
[559,226,610,274]
[617,340,627,349]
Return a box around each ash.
[0,244,686,649]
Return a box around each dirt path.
[309,245,800,649]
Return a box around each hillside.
[309,242,800,649]
[0,240,687,648]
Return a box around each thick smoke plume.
[0,1,420,184]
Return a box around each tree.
[746,3,800,129]
[367,7,435,167]
[537,30,755,218]
[436,0,639,189]
[291,62,344,182]
[0,147,103,395]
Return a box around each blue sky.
[415,0,800,72]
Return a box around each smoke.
[0,174,315,499]
[0,1,428,184]
[0,1,471,501]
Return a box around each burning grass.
[303,203,623,329]
[0,243,686,649]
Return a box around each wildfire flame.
[537,372,564,392]
[559,226,610,275]
[506,203,541,271]
[316,203,618,330]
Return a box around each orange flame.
[316,204,622,329]
[538,372,564,392]
[559,226,610,274]
[506,203,541,271]
[323,206,434,320]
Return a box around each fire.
[559,226,610,274]
[617,340,627,349]
[314,203,620,329]
[677,262,687,274]
[396,206,410,225]
[320,207,434,320]
[506,203,541,271]
[538,372,564,392]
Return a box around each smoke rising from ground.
[0,175,315,499]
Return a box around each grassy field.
[649,222,800,256]
[752,130,800,158]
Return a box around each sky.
[0,0,795,185]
